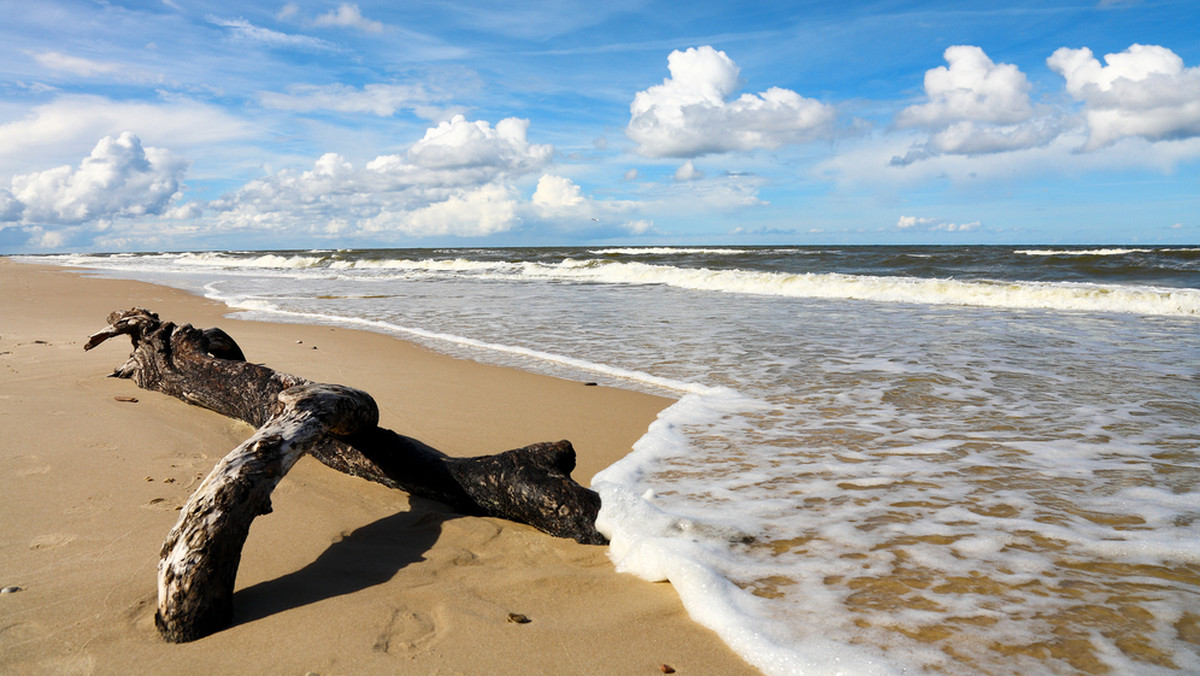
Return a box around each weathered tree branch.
[155,383,377,642]
[86,308,604,642]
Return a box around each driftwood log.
[85,308,604,643]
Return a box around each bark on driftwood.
[85,308,604,643]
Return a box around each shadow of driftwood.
[232,500,454,626]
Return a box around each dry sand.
[0,259,757,675]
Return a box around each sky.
[1,0,1198,252]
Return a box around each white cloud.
[259,83,438,117]
[0,95,251,178]
[893,46,1058,164]
[407,115,552,172]
[32,51,120,77]
[365,184,518,237]
[896,215,979,233]
[619,219,650,235]
[623,168,639,181]
[823,122,1200,194]
[28,226,70,249]
[4,132,187,225]
[532,174,585,211]
[897,215,935,229]
[209,115,553,239]
[163,202,202,220]
[940,221,980,232]
[674,160,704,181]
[526,174,652,236]
[313,3,384,33]
[898,46,1035,128]
[1048,44,1200,150]
[627,46,835,158]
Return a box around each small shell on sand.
[1,586,23,594]
[506,612,531,624]
[659,664,676,674]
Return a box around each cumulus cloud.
[210,116,552,239]
[35,228,70,248]
[365,184,518,237]
[4,132,188,225]
[532,174,585,212]
[892,46,1059,164]
[313,3,383,33]
[897,215,979,232]
[897,215,936,229]
[938,221,980,232]
[407,115,552,172]
[898,46,1035,128]
[528,175,650,235]
[674,160,704,181]
[1048,44,1200,149]
[627,46,835,158]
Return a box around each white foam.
[172,251,328,268]
[1016,248,1154,256]
[514,260,1200,317]
[588,247,746,256]
[593,481,904,676]
[348,257,509,273]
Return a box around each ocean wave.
[517,260,1200,317]
[588,247,746,256]
[347,257,507,273]
[175,252,329,269]
[320,256,1199,316]
[41,251,333,271]
[1016,248,1155,256]
[36,251,1200,316]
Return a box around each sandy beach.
[0,259,756,675]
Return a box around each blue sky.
[1,0,1198,252]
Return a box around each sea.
[23,245,1200,675]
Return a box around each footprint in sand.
[16,464,52,477]
[373,608,438,656]
[141,497,181,511]
[13,455,51,477]
[29,533,75,550]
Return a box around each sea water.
[26,246,1200,675]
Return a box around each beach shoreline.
[0,258,757,675]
